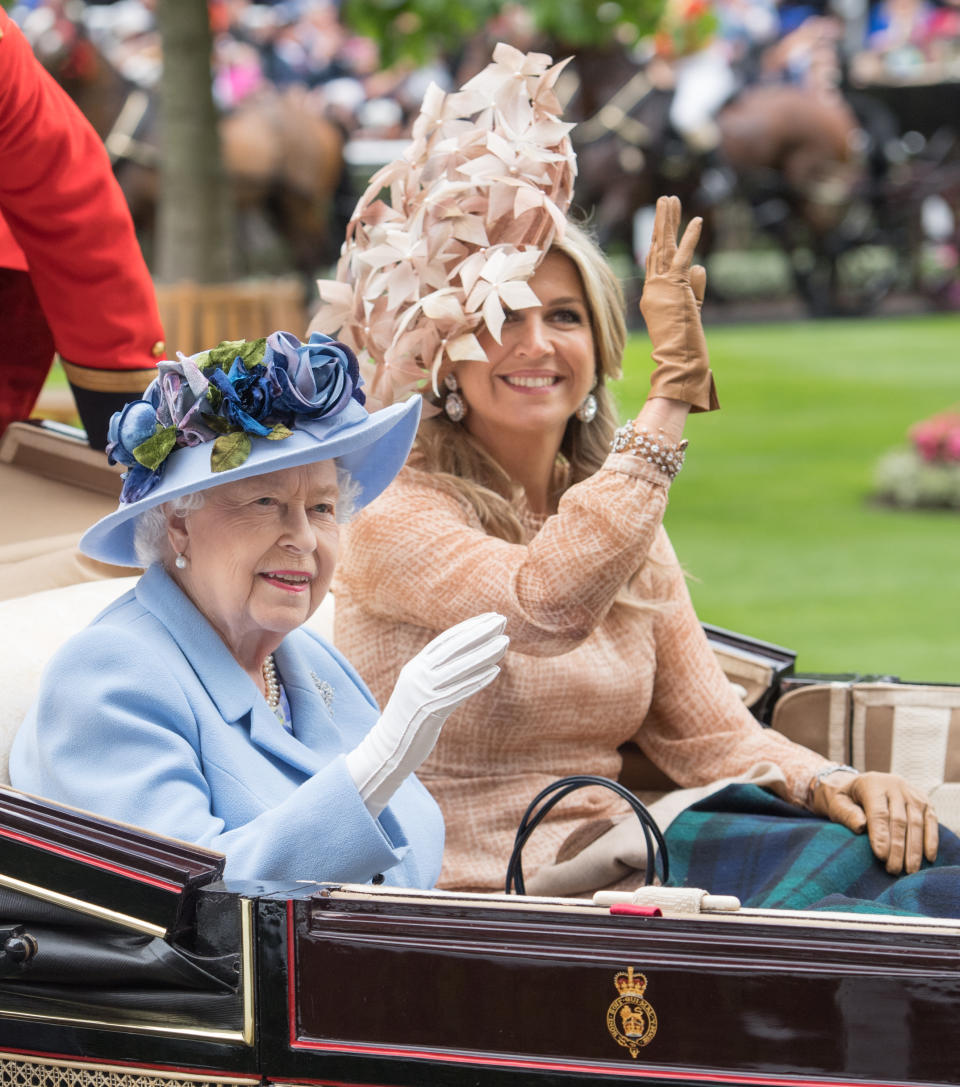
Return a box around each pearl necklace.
[262,654,281,710]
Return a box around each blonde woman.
[315,45,936,894]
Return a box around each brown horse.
[39,23,346,279]
[566,45,869,315]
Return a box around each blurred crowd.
[9,0,960,151]
[854,0,960,83]
[10,0,453,140]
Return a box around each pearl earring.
[175,552,187,570]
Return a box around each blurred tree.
[154,0,233,283]
[342,0,666,67]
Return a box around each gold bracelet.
[611,424,689,480]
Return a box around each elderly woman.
[312,45,938,896]
[10,331,508,887]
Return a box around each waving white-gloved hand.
[345,613,509,817]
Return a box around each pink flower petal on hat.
[421,291,465,322]
[499,281,541,311]
[456,250,486,296]
[411,81,450,142]
[513,186,545,219]
[359,241,408,270]
[487,180,521,223]
[450,214,490,247]
[491,41,554,74]
[446,331,486,362]
[386,263,420,311]
[312,280,355,335]
[481,291,507,343]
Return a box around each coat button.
[371,873,384,885]
[151,340,165,357]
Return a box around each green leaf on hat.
[203,413,233,434]
[239,338,267,369]
[206,338,266,372]
[267,423,293,440]
[204,341,244,371]
[133,425,177,470]
[211,431,251,473]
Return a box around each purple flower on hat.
[268,330,365,416]
[155,357,219,446]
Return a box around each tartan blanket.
[663,784,960,917]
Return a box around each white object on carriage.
[594,887,741,913]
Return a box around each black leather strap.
[505,775,669,895]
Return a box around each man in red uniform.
[0,9,164,449]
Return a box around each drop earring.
[175,552,187,570]
[443,373,467,423]
[575,391,598,423]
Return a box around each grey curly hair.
[132,464,361,567]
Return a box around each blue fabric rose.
[268,330,365,418]
[106,400,159,467]
[207,357,280,437]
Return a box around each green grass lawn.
[615,313,960,682]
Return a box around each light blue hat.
[80,331,421,567]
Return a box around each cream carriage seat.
[0,577,336,786]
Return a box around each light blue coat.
[10,564,443,887]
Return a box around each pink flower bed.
[909,409,960,463]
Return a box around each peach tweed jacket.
[335,451,827,892]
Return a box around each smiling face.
[167,460,340,666]
[455,251,597,459]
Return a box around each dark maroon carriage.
[2,744,960,1087]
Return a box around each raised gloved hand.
[345,613,509,817]
[639,194,719,413]
[810,768,939,874]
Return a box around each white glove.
[345,612,509,817]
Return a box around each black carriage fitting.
[0,786,224,936]
[0,924,36,977]
[504,774,669,895]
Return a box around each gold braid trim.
[60,358,157,395]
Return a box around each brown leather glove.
[810,768,939,875]
[639,195,719,412]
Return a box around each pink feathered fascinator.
[310,43,577,412]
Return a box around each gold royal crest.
[606,967,658,1058]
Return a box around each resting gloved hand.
[640,194,719,413]
[810,768,939,874]
[345,613,509,817]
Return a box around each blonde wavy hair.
[409,220,627,544]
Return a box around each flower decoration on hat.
[106,331,365,503]
[310,42,577,411]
